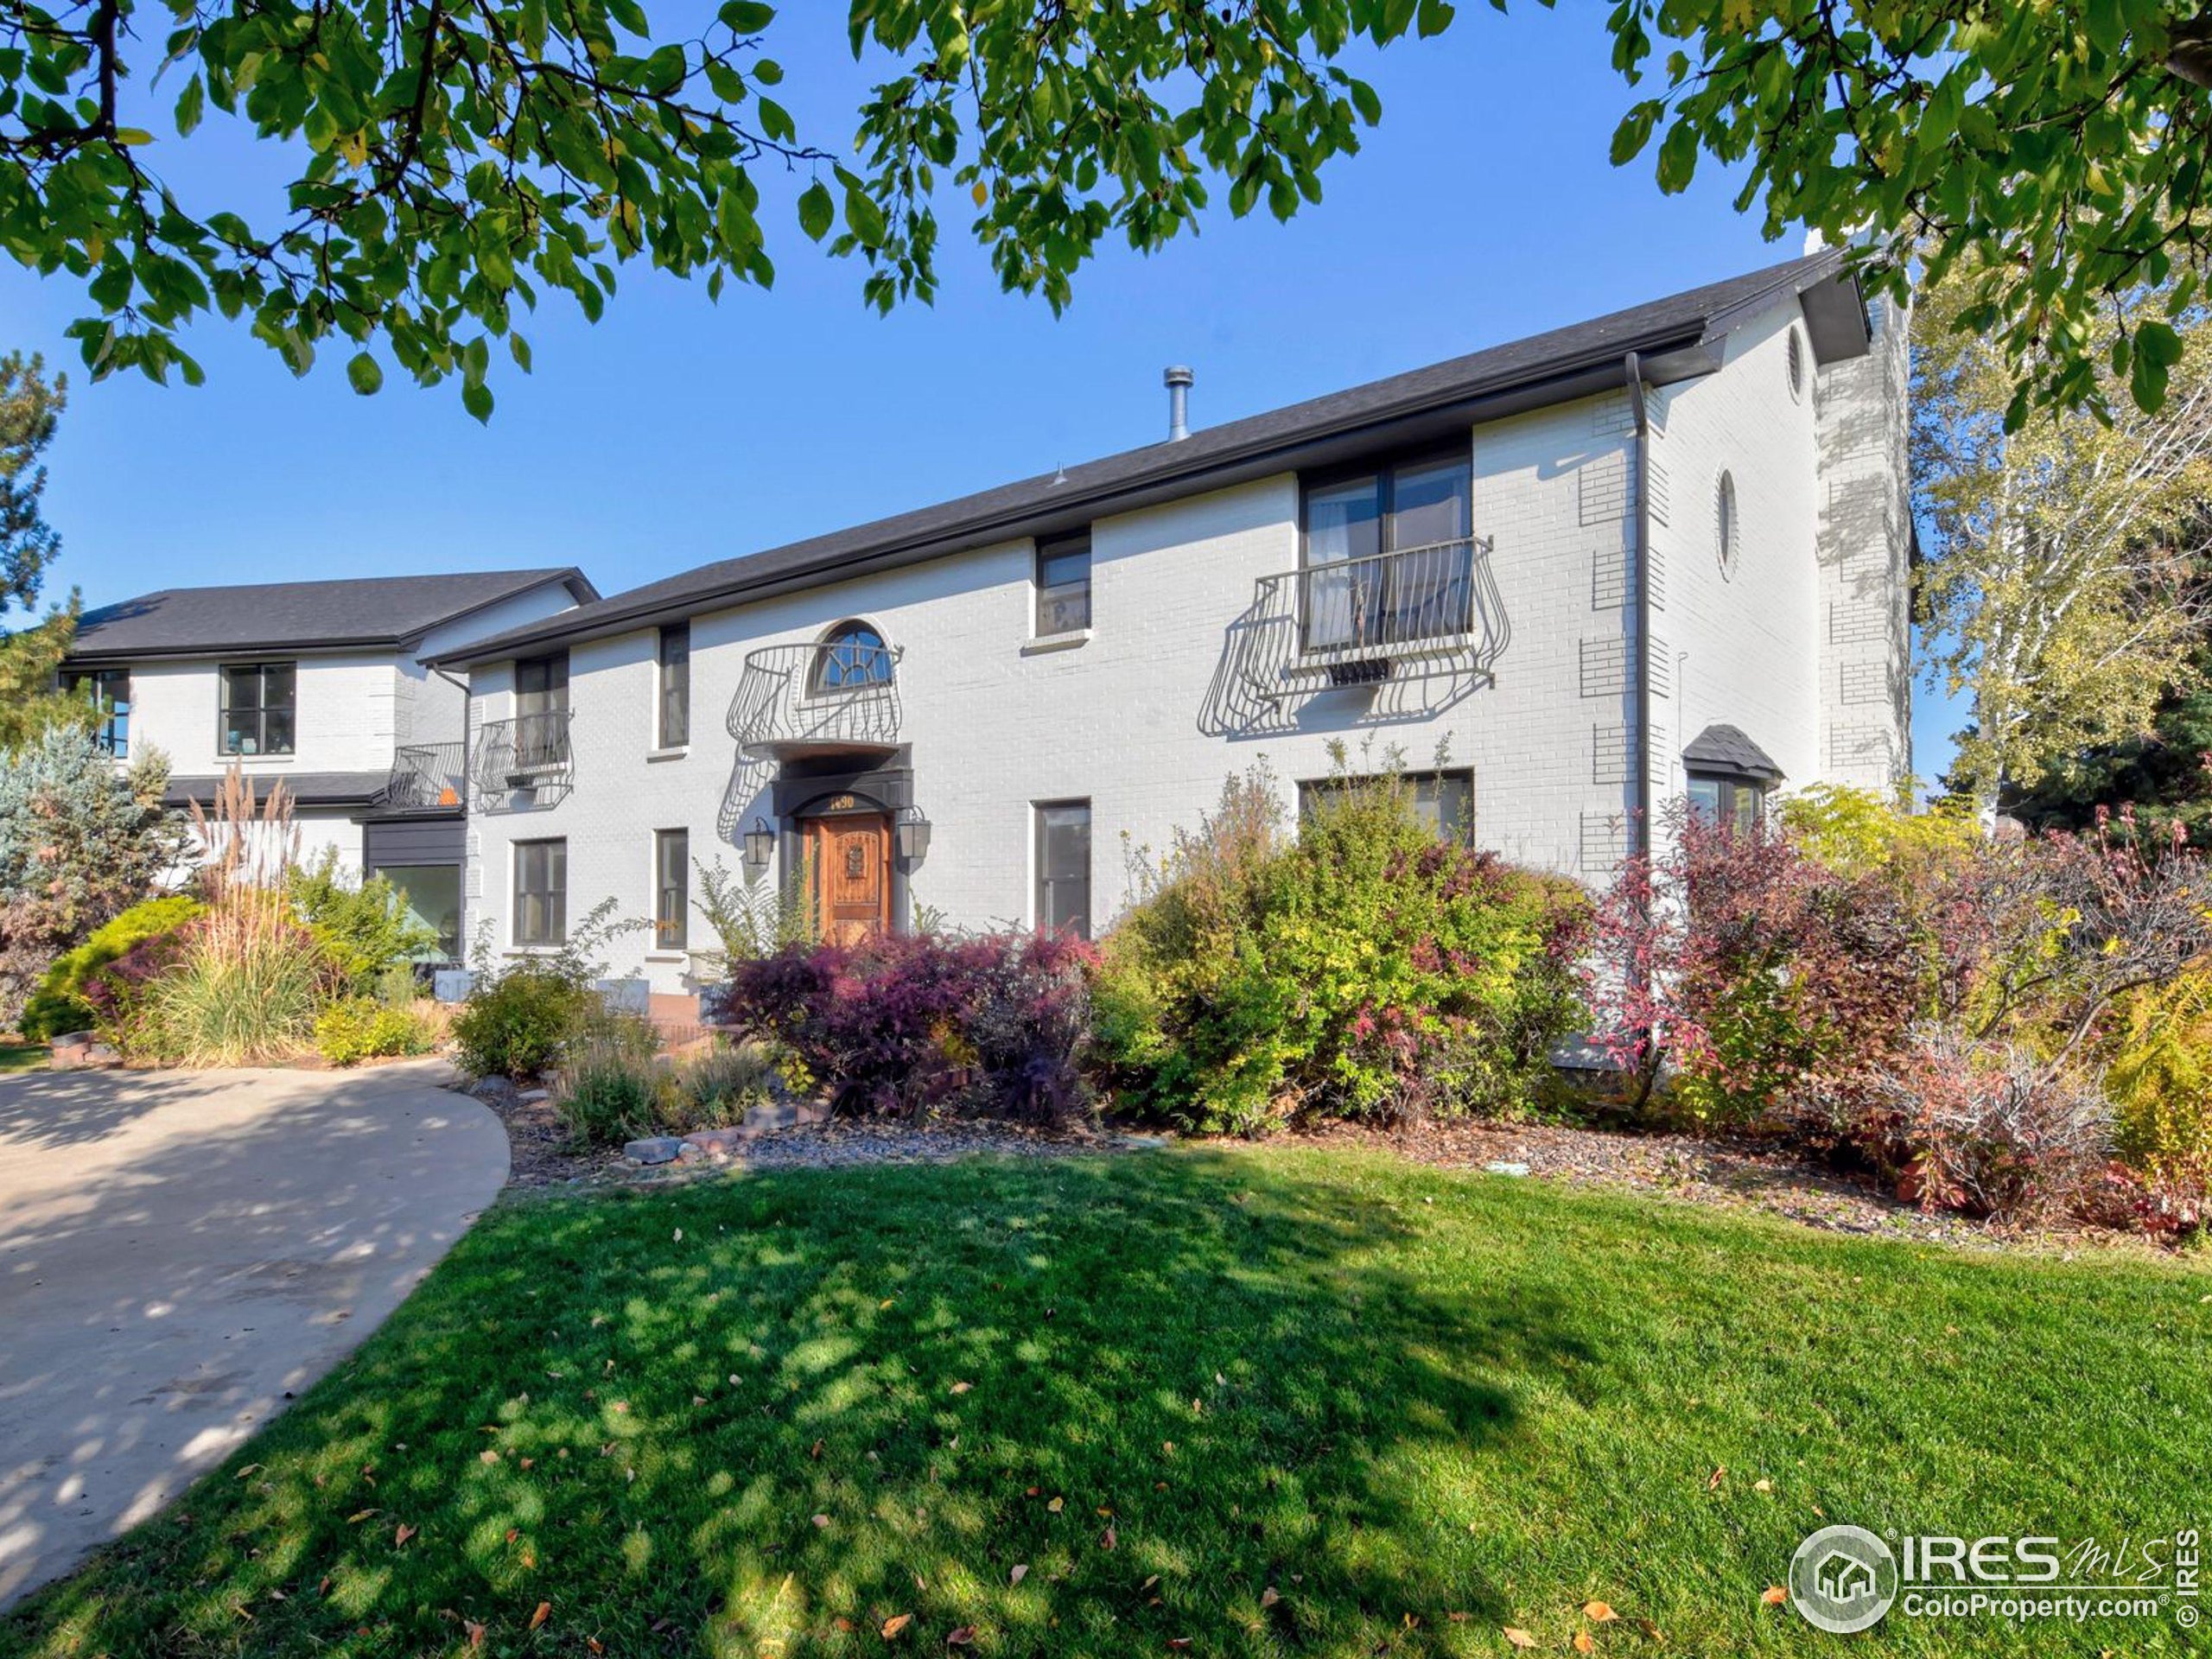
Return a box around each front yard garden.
[7,1147,2207,1658]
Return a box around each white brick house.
[60,569,597,956]
[432,250,1910,1007]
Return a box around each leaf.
[462,381,493,423]
[1008,1564,1028,1586]
[1584,1600,1618,1621]
[530,1601,552,1630]
[881,1612,913,1638]
[1046,1497,1064,1513]
[1761,1586,1789,1605]
[393,1523,416,1548]
[813,1514,830,1529]
[465,1620,486,1649]
[1504,1630,1537,1649]
[798,181,834,241]
[950,1381,972,1395]
[1575,1634,1595,1654]
[946,1629,977,1647]
[1752,1478,1772,1493]
[1260,1586,1281,1609]
[1101,1526,1116,1550]
[1707,1465,1725,1490]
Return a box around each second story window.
[515,652,569,767]
[657,623,690,748]
[1300,453,1473,652]
[1035,532,1092,636]
[62,668,130,757]
[811,621,893,693]
[219,662,296,756]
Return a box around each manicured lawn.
[0,1040,47,1074]
[8,1148,2207,1657]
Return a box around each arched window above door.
[810,620,895,693]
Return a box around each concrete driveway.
[0,1058,508,1610]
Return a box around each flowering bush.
[712,929,1097,1125]
[1095,762,1590,1135]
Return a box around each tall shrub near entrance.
[0,723,183,1027]
[1095,762,1591,1135]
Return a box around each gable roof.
[435,248,1866,669]
[67,568,600,662]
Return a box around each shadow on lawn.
[5,1149,1593,1656]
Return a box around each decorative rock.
[681,1128,748,1160]
[624,1136,684,1166]
[518,1089,550,1104]
[49,1031,93,1053]
[468,1077,523,1108]
[1484,1160,1531,1178]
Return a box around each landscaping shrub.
[664,1040,778,1133]
[289,851,437,994]
[1095,760,1590,1135]
[714,929,1098,1124]
[556,1013,668,1144]
[138,906,329,1066]
[314,996,434,1066]
[451,967,592,1081]
[0,725,186,1027]
[19,893,203,1041]
[2100,965,2212,1188]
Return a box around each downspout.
[1624,353,1653,861]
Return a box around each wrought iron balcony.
[378,741,467,811]
[728,640,904,759]
[1198,535,1510,737]
[470,709,575,807]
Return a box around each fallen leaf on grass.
[346,1509,378,1523]
[1166,1641,1192,1651]
[1761,1586,1789,1606]
[881,1613,913,1638]
[529,1601,551,1630]
[813,1514,831,1529]
[1575,1633,1595,1654]
[479,1450,499,1465]
[1635,1618,1664,1642]
[1046,1497,1065,1513]
[1008,1565,1029,1586]
[1260,1586,1281,1610]
[950,1382,973,1395]
[1101,1526,1116,1550]
[1584,1601,1618,1622]
[464,1621,486,1649]
[1503,1628,1538,1649]
[234,1464,263,1479]
[946,1627,977,1647]
[1707,1466,1726,1490]
[393,1524,416,1548]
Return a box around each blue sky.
[0,5,1966,779]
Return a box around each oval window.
[1787,327,1806,403]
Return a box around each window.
[1297,770,1475,844]
[1786,327,1807,403]
[657,624,690,748]
[1034,800,1092,939]
[513,838,568,946]
[372,864,462,962]
[1714,471,1739,579]
[812,621,893,692]
[1688,772,1764,836]
[1035,532,1092,635]
[653,829,689,950]
[1300,453,1474,651]
[515,653,569,767]
[219,662,296,756]
[62,668,130,757]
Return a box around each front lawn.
[0,1039,47,1074]
[9,1148,2206,1657]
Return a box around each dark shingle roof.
[1682,723,1784,781]
[435,250,1864,667]
[162,772,393,810]
[69,568,598,661]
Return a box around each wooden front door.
[808,813,893,944]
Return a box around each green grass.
[9,1148,2208,1658]
[0,1039,47,1073]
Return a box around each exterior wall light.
[743,817,775,874]
[895,806,932,862]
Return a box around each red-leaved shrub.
[710,930,1098,1125]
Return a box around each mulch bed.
[1287,1115,2163,1255]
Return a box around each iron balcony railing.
[379,741,467,810]
[727,640,904,757]
[1283,536,1505,662]
[471,709,575,799]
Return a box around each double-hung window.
[1035,533,1092,636]
[1298,770,1475,844]
[1034,800,1092,939]
[219,662,296,756]
[657,624,690,748]
[1688,772,1764,837]
[1300,454,1473,652]
[513,839,568,946]
[63,668,130,757]
[653,829,690,950]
